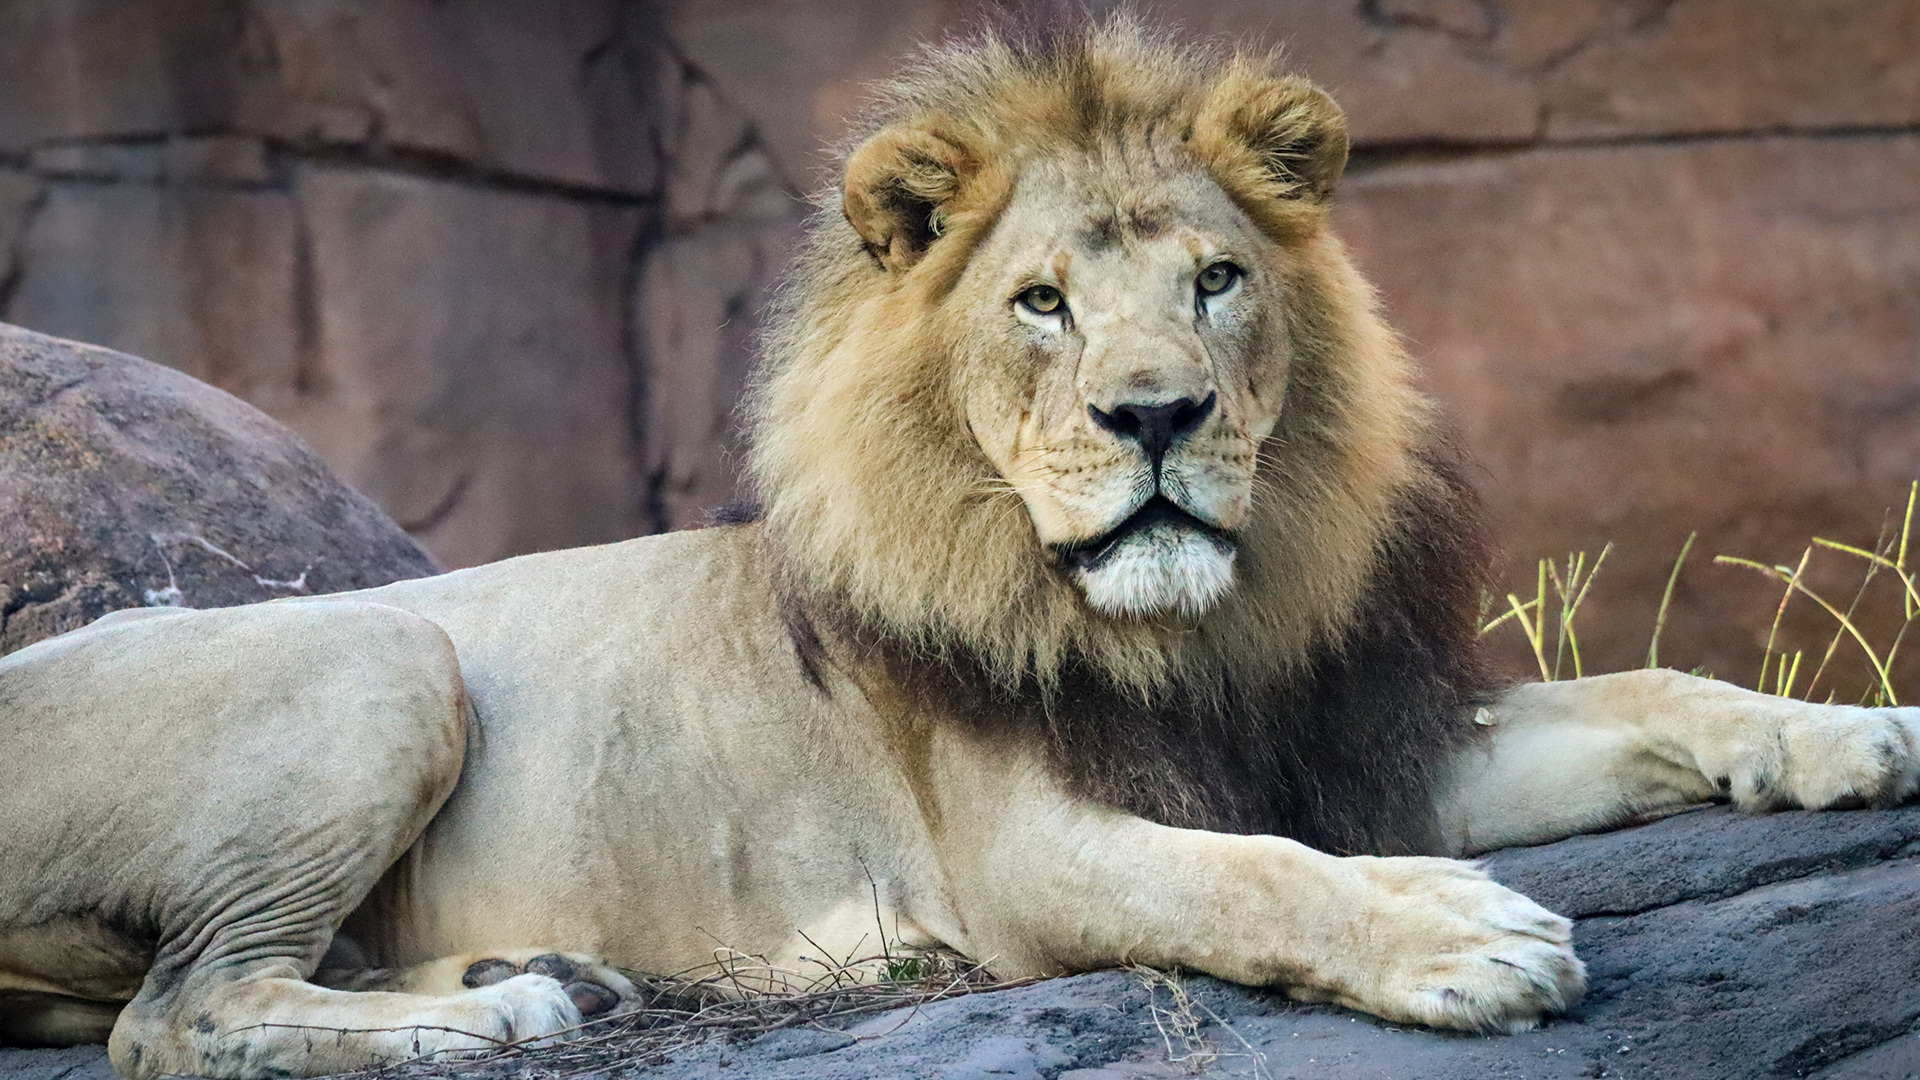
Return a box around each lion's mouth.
[1051,498,1240,617]
[1052,497,1238,572]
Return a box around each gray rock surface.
[552,805,1920,1079]
[10,804,1915,1080]
[0,321,438,655]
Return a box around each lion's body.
[322,530,904,977]
[7,16,1920,1080]
[2,524,1478,1065]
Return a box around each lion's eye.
[1196,262,1241,297]
[1017,285,1065,316]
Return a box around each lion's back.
[337,525,807,740]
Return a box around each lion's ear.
[842,121,973,272]
[1192,73,1349,203]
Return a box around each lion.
[5,17,1918,1079]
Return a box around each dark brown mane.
[852,442,1499,857]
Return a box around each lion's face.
[753,29,1432,689]
[955,166,1285,617]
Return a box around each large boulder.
[0,321,438,655]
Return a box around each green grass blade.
[1647,532,1697,669]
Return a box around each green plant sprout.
[1645,531,1697,671]
[884,955,932,983]
[1481,544,1612,681]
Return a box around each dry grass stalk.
[1715,481,1920,706]
[1483,482,1920,706]
[342,947,1029,1080]
[1132,966,1271,1079]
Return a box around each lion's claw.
[1315,856,1586,1034]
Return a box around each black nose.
[1088,392,1216,467]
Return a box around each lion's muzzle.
[1054,497,1239,618]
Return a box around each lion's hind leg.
[0,600,581,1078]
[110,966,582,1080]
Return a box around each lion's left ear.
[1192,72,1349,203]
[842,120,975,272]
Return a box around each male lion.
[5,18,1918,1080]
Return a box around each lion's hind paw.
[466,974,583,1049]
[384,973,583,1060]
[460,952,637,1020]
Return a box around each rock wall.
[2,0,1917,693]
[0,0,799,568]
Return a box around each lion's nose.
[1088,392,1216,468]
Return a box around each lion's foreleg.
[941,770,1584,1034]
[1439,669,1920,855]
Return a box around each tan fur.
[7,17,1920,1080]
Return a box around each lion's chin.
[1059,501,1238,619]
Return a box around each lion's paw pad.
[460,953,633,1018]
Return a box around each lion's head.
[748,17,1440,696]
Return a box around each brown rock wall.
[672,0,1920,179]
[0,0,255,151]
[245,0,667,193]
[290,167,650,566]
[0,0,806,568]
[1337,133,1920,692]
[10,184,301,403]
[0,0,1915,693]
[1129,0,1920,146]
[0,170,38,290]
[1540,0,1920,138]
[637,60,801,529]
[663,0,969,187]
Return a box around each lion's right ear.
[1192,70,1349,205]
[842,122,973,273]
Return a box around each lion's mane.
[742,16,1496,856]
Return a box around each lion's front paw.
[1729,704,1920,812]
[1301,857,1584,1035]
